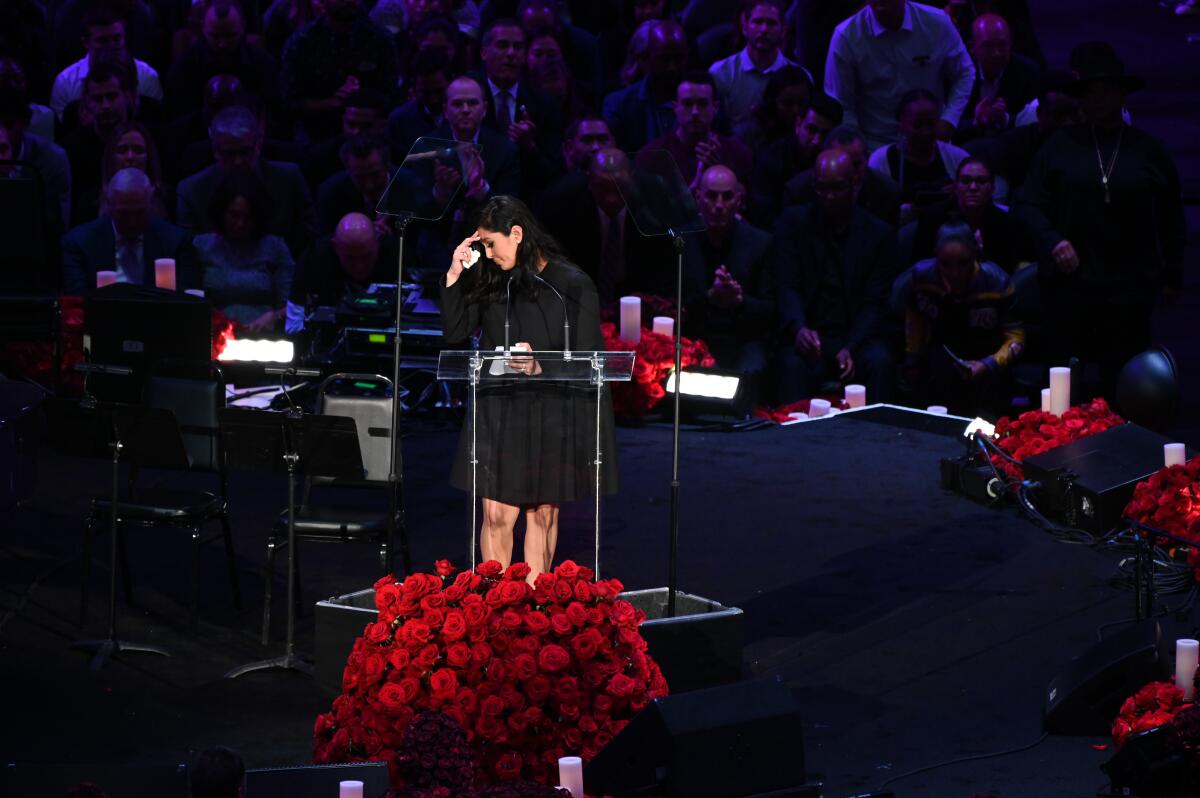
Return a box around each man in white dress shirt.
[49,8,162,120]
[708,0,805,126]
[823,0,973,151]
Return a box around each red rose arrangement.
[1112,681,1190,749]
[1124,458,1200,547]
[211,307,235,359]
[600,323,715,419]
[313,560,669,790]
[989,398,1124,481]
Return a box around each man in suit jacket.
[955,14,1042,145]
[62,168,197,295]
[537,148,672,305]
[0,89,71,235]
[176,105,316,255]
[601,20,688,152]
[783,125,901,226]
[315,136,392,235]
[774,150,896,403]
[682,166,774,388]
[386,48,452,164]
[474,18,564,200]
[748,92,842,226]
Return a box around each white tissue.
[463,248,481,268]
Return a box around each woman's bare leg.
[481,498,521,567]
[523,503,560,583]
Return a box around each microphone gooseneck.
[503,273,514,353]
[529,271,571,360]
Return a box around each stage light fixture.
[664,367,747,417]
[218,338,295,363]
[963,416,996,439]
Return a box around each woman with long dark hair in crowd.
[440,195,617,583]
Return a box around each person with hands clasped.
[440,196,617,584]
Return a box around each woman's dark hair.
[896,87,941,120]
[749,66,811,140]
[207,171,274,237]
[464,195,565,304]
[955,155,994,182]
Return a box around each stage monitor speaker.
[584,677,807,798]
[1044,619,1168,735]
[3,762,188,798]
[244,762,390,798]
[320,378,393,481]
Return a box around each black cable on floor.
[876,731,1050,790]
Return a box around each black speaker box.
[3,762,188,798]
[1044,620,1168,735]
[244,762,390,798]
[584,677,808,798]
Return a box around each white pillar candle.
[619,296,641,343]
[96,270,119,288]
[926,405,948,415]
[809,398,830,417]
[558,756,584,798]
[184,288,206,298]
[845,384,866,408]
[1041,388,1052,413]
[1176,639,1199,700]
[651,315,674,337]
[154,258,177,290]
[338,781,364,798]
[1166,443,1187,468]
[1049,367,1071,416]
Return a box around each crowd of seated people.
[0,0,1186,417]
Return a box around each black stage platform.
[1,406,1167,797]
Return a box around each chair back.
[145,369,224,472]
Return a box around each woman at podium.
[441,195,618,582]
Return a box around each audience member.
[432,75,520,207]
[196,172,294,331]
[732,65,812,151]
[262,0,324,57]
[52,0,160,75]
[909,157,1025,273]
[774,149,896,402]
[529,50,589,124]
[177,105,317,254]
[316,135,394,234]
[50,8,161,120]
[903,221,1024,414]
[288,211,399,332]
[0,51,54,140]
[280,0,399,141]
[1015,42,1185,397]
[783,124,902,226]
[561,115,615,172]
[517,0,603,104]
[638,72,752,188]
[100,119,168,216]
[748,91,842,224]
[62,59,136,225]
[603,19,688,151]
[867,89,971,222]
[166,1,282,119]
[62,168,197,295]
[538,147,670,302]
[304,88,390,189]
[682,165,774,386]
[709,0,803,126]
[388,47,454,163]
[955,13,1042,144]
[824,0,974,151]
[0,89,71,233]
[190,745,246,798]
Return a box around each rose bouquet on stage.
[313,560,668,789]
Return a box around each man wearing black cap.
[1015,42,1186,398]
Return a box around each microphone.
[528,271,571,361]
[503,273,514,353]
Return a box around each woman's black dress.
[440,259,619,505]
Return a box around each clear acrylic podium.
[437,349,635,576]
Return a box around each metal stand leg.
[593,358,603,579]
[226,456,314,678]
[71,438,170,671]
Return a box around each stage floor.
[2,408,1167,796]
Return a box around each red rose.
[420,592,446,611]
[476,713,503,739]
[593,695,613,714]
[398,619,432,646]
[442,609,468,641]
[493,751,523,781]
[429,668,459,700]
[471,641,493,665]
[553,676,580,704]
[555,560,581,579]
[505,562,532,581]
[538,644,571,672]
[413,643,439,670]
[455,687,478,715]
[551,580,574,604]
[477,560,504,578]
[573,581,594,602]
[363,652,386,683]
[423,607,446,629]
[607,673,638,698]
[446,642,472,668]
[500,608,524,629]
[365,620,392,644]
[610,600,637,627]
[481,694,506,716]
[462,598,490,628]
[498,581,529,605]
[434,559,455,577]
[512,653,539,681]
[375,583,401,612]
[524,612,552,636]
[565,602,588,627]
[570,628,602,662]
[524,674,551,705]
[549,612,574,636]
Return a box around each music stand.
[68,366,185,670]
[372,137,464,576]
[601,150,705,616]
[221,408,364,678]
